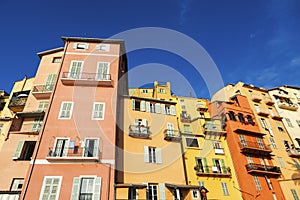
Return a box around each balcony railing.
[129,125,150,139]
[195,165,231,177]
[239,141,272,155]
[180,113,191,123]
[203,122,226,136]
[264,97,274,105]
[287,148,300,158]
[8,97,27,112]
[277,101,298,111]
[164,129,181,141]
[255,108,269,117]
[61,72,113,86]
[251,94,262,102]
[245,164,281,176]
[196,104,208,111]
[270,113,283,120]
[32,85,53,98]
[230,120,264,136]
[47,146,100,161]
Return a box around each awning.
[165,183,201,190]
[115,183,147,188]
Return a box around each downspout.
[21,41,69,200]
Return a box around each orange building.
[20,37,128,200]
[210,94,285,200]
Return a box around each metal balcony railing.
[180,113,191,122]
[164,129,181,141]
[239,141,272,155]
[251,94,262,102]
[195,165,231,177]
[287,148,300,158]
[277,101,298,111]
[8,97,27,108]
[32,84,54,93]
[47,147,100,159]
[62,72,111,81]
[245,164,281,175]
[129,125,150,138]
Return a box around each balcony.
[164,129,181,141]
[270,113,283,120]
[196,104,208,111]
[46,146,100,162]
[195,165,231,177]
[9,122,41,135]
[0,191,20,199]
[231,121,265,136]
[256,108,269,117]
[287,148,300,158]
[61,72,113,87]
[180,113,191,123]
[264,97,274,106]
[277,102,298,111]
[32,85,53,99]
[129,125,150,139]
[251,94,262,102]
[245,164,281,176]
[239,141,272,156]
[203,121,226,136]
[8,97,27,112]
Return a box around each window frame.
[39,176,62,200]
[185,137,200,148]
[92,102,105,120]
[68,60,84,79]
[221,182,230,196]
[58,101,74,119]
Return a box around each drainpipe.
[20,40,69,200]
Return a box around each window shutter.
[259,118,266,129]
[62,140,69,157]
[144,146,149,163]
[45,74,56,91]
[85,43,89,49]
[156,148,162,164]
[141,101,146,111]
[73,43,78,49]
[146,102,150,112]
[265,119,274,136]
[132,99,136,110]
[203,158,209,173]
[212,158,216,166]
[94,140,99,157]
[70,177,80,200]
[221,159,227,173]
[170,105,176,115]
[13,141,24,159]
[161,104,166,114]
[159,183,166,200]
[155,103,161,113]
[94,177,102,200]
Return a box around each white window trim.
[39,176,62,200]
[58,101,74,119]
[68,61,84,79]
[73,43,89,50]
[92,102,105,120]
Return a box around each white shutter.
[146,102,151,112]
[13,141,24,159]
[161,104,166,114]
[170,105,176,115]
[142,119,148,134]
[156,148,162,164]
[259,118,266,129]
[141,101,146,111]
[70,177,80,200]
[73,43,78,49]
[159,183,166,200]
[265,119,274,136]
[132,99,136,110]
[85,43,89,49]
[144,146,149,163]
[94,177,102,200]
[155,103,161,113]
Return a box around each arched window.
[247,115,254,125]
[238,113,245,122]
[228,111,236,121]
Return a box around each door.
[53,139,68,157]
[96,62,109,80]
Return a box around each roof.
[61,36,125,44]
[37,47,64,58]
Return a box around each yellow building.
[0,90,10,150]
[175,96,242,200]
[116,81,201,200]
[213,82,300,200]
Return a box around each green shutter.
[13,141,24,159]
[70,177,80,200]
[203,158,209,173]
[94,177,102,200]
[221,159,227,173]
[212,158,216,166]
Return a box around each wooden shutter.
[144,146,149,163]
[156,148,162,164]
[221,159,227,173]
[159,183,166,200]
[70,177,80,200]
[141,101,146,111]
[94,177,102,200]
[13,140,24,159]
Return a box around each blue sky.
[0,0,299,98]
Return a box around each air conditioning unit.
[212,166,218,173]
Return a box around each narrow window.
[40,176,62,200]
[58,102,73,119]
[228,111,236,121]
[253,176,262,190]
[291,189,300,200]
[92,102,105,120]
[221,182,230,196]
[278,157,286,168]
[96,62,110,80]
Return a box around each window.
[284,140,290,151]
[158,88,166,93]
[0,123,4,133]
[96,62,110,80]
[71,177,101,200]
[13,141,36,160]
[45,74,56,91]
[228,111,236,121]
[213,141,222,149]
[180,100,186,109]
[196,158,206,173]
[142,89,149,93]
[133,118,148,134]
[253,176,262,190]
[212,159,227,173]
[296,120,300,128]
[278,157,286,168]
[39,176,62,200]
[32,118,43,131]
[92,102,105,120]
[272,193,278,200]
[269,137,277,149]
[192,189,199,199]
[256,137,264,149]
[69,61,83,79]
[276,122,284,132]
[183,124,190,133]
[166,123,175,136]
[199,112,205,118]
[128,187,137,200]
[132,99,141,111]
[265,176,273,190]
[260,118,267,129]
[83,138,99,157]
[144,146,162,164]
[52,138,69,157]
[38,101,49,111]
[185,138,199,148]
[96,43,110,51]
[148,184,158,200]
[221,182,229,196]
[247,115,254,124]
[291,189,300,200]
[239,134,247,146]
[58,102,73,119]
[238,113,245,122]
[73,43,89,50]
[198,181,205,187]
[293,159,300,170]
[254,104,260,112]
[52,57,61,63]
[285,118,294,128]
[10,178,24,191]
